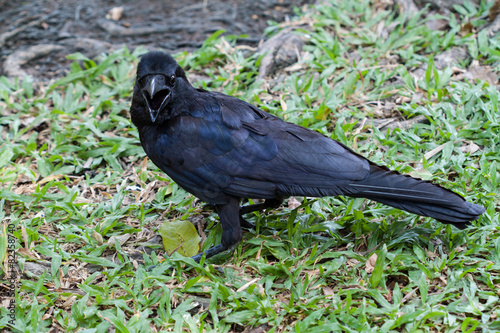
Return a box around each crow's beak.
[141,75,171,123]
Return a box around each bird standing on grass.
[129,51,485,262]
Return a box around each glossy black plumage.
[130,51,485,262]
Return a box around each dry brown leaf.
[92,231,104,246]
[107,233,131,247]
[106,7,124,21]
[287,197,301,210]
[1,297,11,308]
[15,172,32,184]
[280,96,288,112]
[322,286,334,298]
[365,253,377,273]
[21,225,30,249]
[460,141,480,154]
[61,295,77,309]
[439,273,448,286]
[459,21,474,36]
[347,258,360,267]
[83,157,93,169]
[425,249,437,259]
[17,247,38,259]
[384,287,393,302]
[38,174,64,185]
[41,311,52,321]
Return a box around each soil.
[0,0,312,80]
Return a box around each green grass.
[1,0,499,331]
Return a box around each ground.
[0,0,311,80]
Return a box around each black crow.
[129,51,485,262]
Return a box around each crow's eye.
[170,75,176,85]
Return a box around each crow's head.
[133,51,188,124]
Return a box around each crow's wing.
[141,92,372,203]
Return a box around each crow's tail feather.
[349,165,484,228]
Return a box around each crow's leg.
[191,197,242,263]
[239,216,255,229]
[239,197,284,215]
[239,197,284,229]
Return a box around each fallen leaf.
[287,197,301,210]
[159,220,201,257]
[83,157,93,169]
[425,249,437,258]
[459,141,480,154]
[459,21,474,36]
[365,253,377,273]
[92,231,104,246]
[107,7,124,21]
[61,295,77,309]
[280,96,287,112]
[384,287,393,302]
[322,286,334,298]
[18,247,38,259]
[38,174,63,185]
[107,234,131,247]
